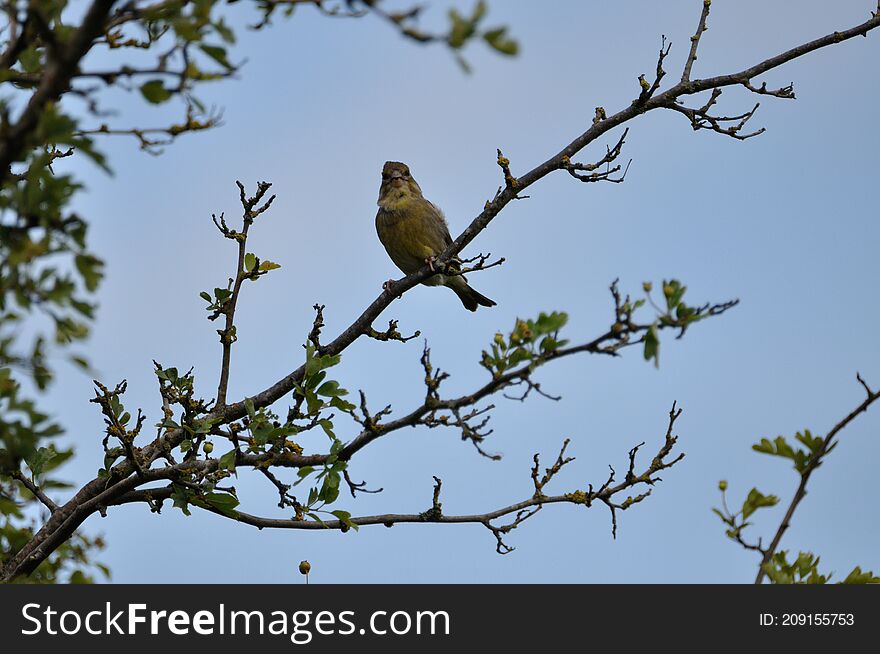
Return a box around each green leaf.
[318,418,335,439]
[74,254,105,292]
[200,291,212,303]
[69,570,91,584]
[643,323,660,367]
[199,44,234,70]
[26,445,58,478]
[292,466,315,486]
[794,429,824,454]
[203,492,239,517]
[304,370,326,391]
[753,434,814,473]
[244,252,256,272]
[329,396,356,412]
[331,509,358,532]
[841,566,880,584]
[319,471,340,504]
[742,487,779,520]
[213,18,236,44]
[171,485,192,516]
[662,279,687,311]
[218,449,237,472]
[139,80,173,104]
[214,288,233,304]
[305,390,323,416]
[259,260,281,271]
[307,512,327,527]
[19,46,41,73]
[316,380,348,398]
[483,27,519,56]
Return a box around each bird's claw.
[425,256,437,273]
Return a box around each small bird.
[375,161,496,311]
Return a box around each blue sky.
[42,0,880,582]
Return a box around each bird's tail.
[448,277,496,312]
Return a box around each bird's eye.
[381,173,390,181]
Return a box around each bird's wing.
[430,201,454,248]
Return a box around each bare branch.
[681,0,711,83]
[365,319,420,343]
[637,35,673,104]
[742,79,795,99]
[561,129,632,183]
[107,406,686,555]
[10,471,59,513]
[665,90,765,140]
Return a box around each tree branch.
[108,405,685,554]
[10,471,59,513]
[4,4,878,581]
[754,375,880,583]
[681,0,711,83]
[0,0,117,181]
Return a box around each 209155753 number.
[764,613,855,626]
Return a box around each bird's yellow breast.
[376,204,447,275]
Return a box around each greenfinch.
[375,161,496,312]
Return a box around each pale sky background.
[40,0,880,583]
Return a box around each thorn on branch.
[236,180,276,224]
[496,149,520,193]
[856,372,875,399]
[485,507,541,555]
[625,441,647,484]
[560,129,631,184]
[343,469,383,498]
[420,342,448,402]
[637,35,672,104]
[742,79,795,99]
[211,212,236,239]
[259,467,297,509]
[419,476,443,521]
[351,389,392,431]
[455,252,506,276]
[366,319,421,343]
[531,438,575,498]
[667,89,766,140]
[308,304,325,349]
[503,378,561,402]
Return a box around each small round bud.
[718,480,728,492]
[203,442,214,454]
[642,281,653,293]
[493,332,505,346]
[298,560,311,575]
